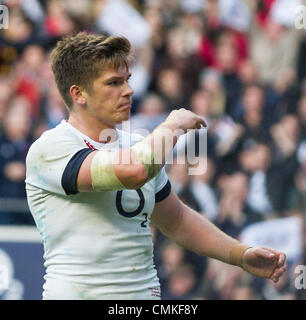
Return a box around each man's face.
[83,66,133,128]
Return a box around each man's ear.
[70,85,87,105]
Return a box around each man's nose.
[123,82,133,96]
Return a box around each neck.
[68,110,118,143]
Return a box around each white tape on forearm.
[131,141,162,181]
[90,150,125,191]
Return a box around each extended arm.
[151,190,286,282]
[151,190,239,263]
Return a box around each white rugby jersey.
[25,120,171,300]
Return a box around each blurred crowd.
[0,0,305,300]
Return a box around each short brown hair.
[50,32,131,109]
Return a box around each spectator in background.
[198,68,226,117]
[0,1,55,72]
[189,86,215,118]
[0,96,33,225]
[198,23,247,115]
[143,0,165,51]
[14,45,46,119]
[0,7,35,51]
[236,84,271,146]
[247,0,300,92]
[128,93,167,134]
[151,21,204,102]
[189,157,219,222]
[128,44,154,112]
[212,120,244,173]
[0,77,13,134]
[155,237,206,300]
[44,0,82,37]
[214,39,241,116]
[268,114,301,213]
[197,257,250,300]
[166,157,191,201]
[155,67,188,113]
[186,88,215,158]
[240,143,274,217]
[216,171,262,238]
[39,80,68,128]
[163,264,198,300]
[166,156,201,213]
[190,89,213,121]
[156,241,186,292]
[237,58,259,87]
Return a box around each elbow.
[128,164,148,189]
[116,164,147,189]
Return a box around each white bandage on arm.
[130,141,163,181]
[90,150,126,191]
[90,141,163,191]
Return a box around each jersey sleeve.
[25,132,95,196]
[154,167,171,203]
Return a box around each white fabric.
[26,121,169,299]
[270,0,302,27]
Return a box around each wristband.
[229,243,251,267]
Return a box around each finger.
[270,270,281,283]
[263,247,283,257]
[261,248,286,267]
[255,248,276,259]
[277,253,286,267]
[271,269,282,281]
[271,266,286,282]
[197,117,207,128]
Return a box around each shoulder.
[26,122,83,164]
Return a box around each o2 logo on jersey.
[116,189,148,228]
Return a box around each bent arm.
[76,123,182,192]
[77,149,147,191]
[77,109,206,192]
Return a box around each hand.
[242,247,286,283]
[164,108,207,133]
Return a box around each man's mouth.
[119,102,131,109]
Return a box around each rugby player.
[25,33,286,300]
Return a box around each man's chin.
[119,111,131,122]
